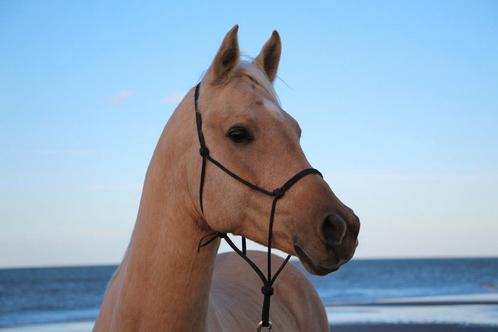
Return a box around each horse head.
[188,25,360,275]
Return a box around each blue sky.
[1,1,497,267]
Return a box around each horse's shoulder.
[210,251,328,332]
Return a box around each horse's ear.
[205,25,240,85]
[254,30,281,82]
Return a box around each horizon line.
[1,255,497,270]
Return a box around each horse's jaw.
[293,244,341,276]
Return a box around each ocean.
[0,258,497,330]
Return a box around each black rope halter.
[194,83,322,330]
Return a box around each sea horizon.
[2,255,498,270]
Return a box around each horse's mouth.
[294,244,339,276]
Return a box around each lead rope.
[194,83,322,330]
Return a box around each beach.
[331,323,498,331]
[1,297,498,332]
[1,299,498,332]
[326,293,498,331]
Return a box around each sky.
[1,1,497,267]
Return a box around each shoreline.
[1,321,498,332]
[2,296,498,332]
[330,323,498,332]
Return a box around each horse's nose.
[350,213,360,238]
[321,214,347,246]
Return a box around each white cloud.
[161,92,185,105]
[110,90,135,106]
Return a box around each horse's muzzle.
[295,210,360,276]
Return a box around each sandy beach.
[330,323,498,332]
[2,295,498,332]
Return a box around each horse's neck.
[110,118,220,331]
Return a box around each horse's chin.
[294,245,339,276]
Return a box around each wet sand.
[0,322,94,332]
[330,323,498,331]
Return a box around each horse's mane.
[235,60,280,105]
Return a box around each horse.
[93,25,360,332]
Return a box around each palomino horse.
[94,25,360,332]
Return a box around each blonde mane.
[236,60,280,105]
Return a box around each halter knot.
[199,146,210,157]
[272,188,284,199]
[261,285,274,296]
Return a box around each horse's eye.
[227,126,254,144]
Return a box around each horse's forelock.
[236,61,280,105]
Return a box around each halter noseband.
[194,83,322,330]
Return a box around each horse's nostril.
[321,214,347,246]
